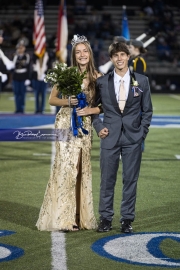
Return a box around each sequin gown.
[36,88,97,231]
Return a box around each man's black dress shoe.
[97,219,112,232]
[121,219,133,233]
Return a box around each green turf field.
[0,91,179,115]
[0,93,180,270]
[0,91,52,114]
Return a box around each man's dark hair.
[108,42,130,58]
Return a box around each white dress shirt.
[114,69,130,102]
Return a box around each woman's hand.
[76,106,91,116]
[70,96,78,106]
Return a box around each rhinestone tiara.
[71,34,88,46]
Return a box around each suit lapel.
[123,83,134,115]
[107,70,136,115]
[122,70,135,115]
[108,71,121,114]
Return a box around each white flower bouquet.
[44,63,87,96]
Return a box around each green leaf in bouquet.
[44,63,87,96]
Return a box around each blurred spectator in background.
[128,39,147,75]
[0,22,11,47]
[100,21,112,40]
[112,20,122,37]
[142,0,165,17]
[31,51,52,114]
[0,31,14,92]
[153,0,165,17]
[17,32,30,48]
[141,0,155,17]
[162,9,177,52]
[86,20,97,39]
[101,10,111,22]
[48,32,57,48]
[74,0,87,15]
[148,16,163,36]
[67,8,74,26]
[173,20,180,67]
[74,21,87,36]
[90,7,102,25]
[163,5,173,20]
[0,14,33,49]
[142,1,179,67]
[11,16,23,31]
[0,33,8,92]
[11,27,21,46]
[91,38,103,67]
[156,36,173,62]
[12,40,30,113]
[22,15,34,47]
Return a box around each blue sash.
[71,93,88,136]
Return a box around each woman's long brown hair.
[71,41,98,103]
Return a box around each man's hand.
[98,127,109,139]
[76,106,90,116]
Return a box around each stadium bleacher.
[0,2,180,92]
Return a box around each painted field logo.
[91,232,180,267]
[0,230,24,262]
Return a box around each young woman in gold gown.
[36,35,102,231]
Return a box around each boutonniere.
[131,76,143,97]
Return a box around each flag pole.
[56,0,68,63]
[121,5,130,40]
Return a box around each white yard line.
[150,125,180,128]
[33,153,51,156]
[152,118,180,122]
[175,155,180,160]
[51,231,67,270]
[168,94,180,100]
[24,111,67,269]
[50,104,56,114]
[25,124,54,129]
[50,142,67,270]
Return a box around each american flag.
[56,0,68,62]
[33,0,46,58]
